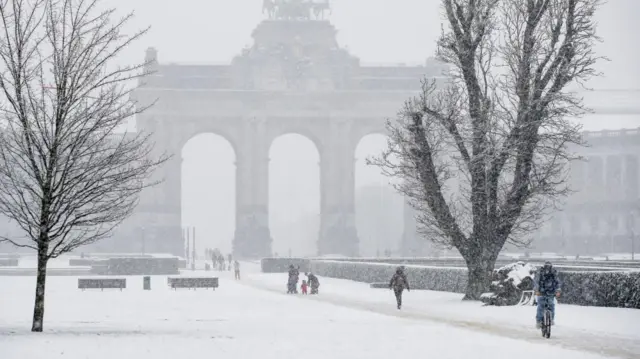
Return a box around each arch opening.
[269,133,320,257]
[181,133,236,257]
[355,134,404,257]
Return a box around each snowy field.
[0,266,637,359]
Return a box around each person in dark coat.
[307,272,320,294]
[534,261,561,328]
[389,266,410,309]
[287,265,300,294]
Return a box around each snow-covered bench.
[167,277,219,290]
[78,278,126,291]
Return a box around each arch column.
[318,119,359,256]
[233,116,272,258]
[134,145,183,256]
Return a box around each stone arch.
[267,125,325,157]
[175,120,242,159]
[268,133,321,257]
[353,132,403,257]
[349,123,387,156]
[181,131,237,255]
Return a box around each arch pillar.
[133,122,184,256]
[233,116,272,258]
[318,119,359,256]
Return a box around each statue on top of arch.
[263,0,331,21]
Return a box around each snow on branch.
[372,0,601,269]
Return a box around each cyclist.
[534,261,561,328]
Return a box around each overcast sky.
[108,0,640,254]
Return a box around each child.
[301,280,308,295]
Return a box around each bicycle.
[539,296,553,339]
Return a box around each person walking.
[389,266,410,309]
[234,260,241,280]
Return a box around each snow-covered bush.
[480,262,536,306]
[559,271,640,309]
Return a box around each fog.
[1,0,638,256]
[170,0,639,256]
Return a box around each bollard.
[143,276,151,290]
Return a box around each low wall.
[0,258,18,266]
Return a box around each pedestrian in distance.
[234,260,241,280]
[389,266,410,309]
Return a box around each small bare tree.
[371,0,601,299]
[0,0,166,331]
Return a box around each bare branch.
[372,0,601,299]
[0,0,167,260]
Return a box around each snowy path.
[0,271,629,359]
[242,264,640,359]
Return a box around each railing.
[582,128,640,138]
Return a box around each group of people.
[287,265,319,295]
[387,261,562,330]
[206,249,232,272]
[205,249,241,279]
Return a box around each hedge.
[311,260,468,293]
[559,271,640,308]
[264,259,638,309]
[261,258,311,273]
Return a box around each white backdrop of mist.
[4,0,636,256]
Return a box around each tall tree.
[0,0,166,331]
[371,0,601,299]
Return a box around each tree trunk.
[31,245,48,332]
[462,255,496,300]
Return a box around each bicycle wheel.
[543,309,551,338]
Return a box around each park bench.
[78,278,126,291]
[167,277,219,290]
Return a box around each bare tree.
[371,0,601,299]
[0,0,167,331]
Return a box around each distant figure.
[301,280,308,295]
[234,260,241,280]
[307,272,320,295]
[389,266,410,309]
[287,265,299,294]
[228,254,233,271]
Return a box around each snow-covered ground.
[243,263,640,359]
[0,266,636,359]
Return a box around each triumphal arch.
[128,0,640,258]
[130,1,444,258]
